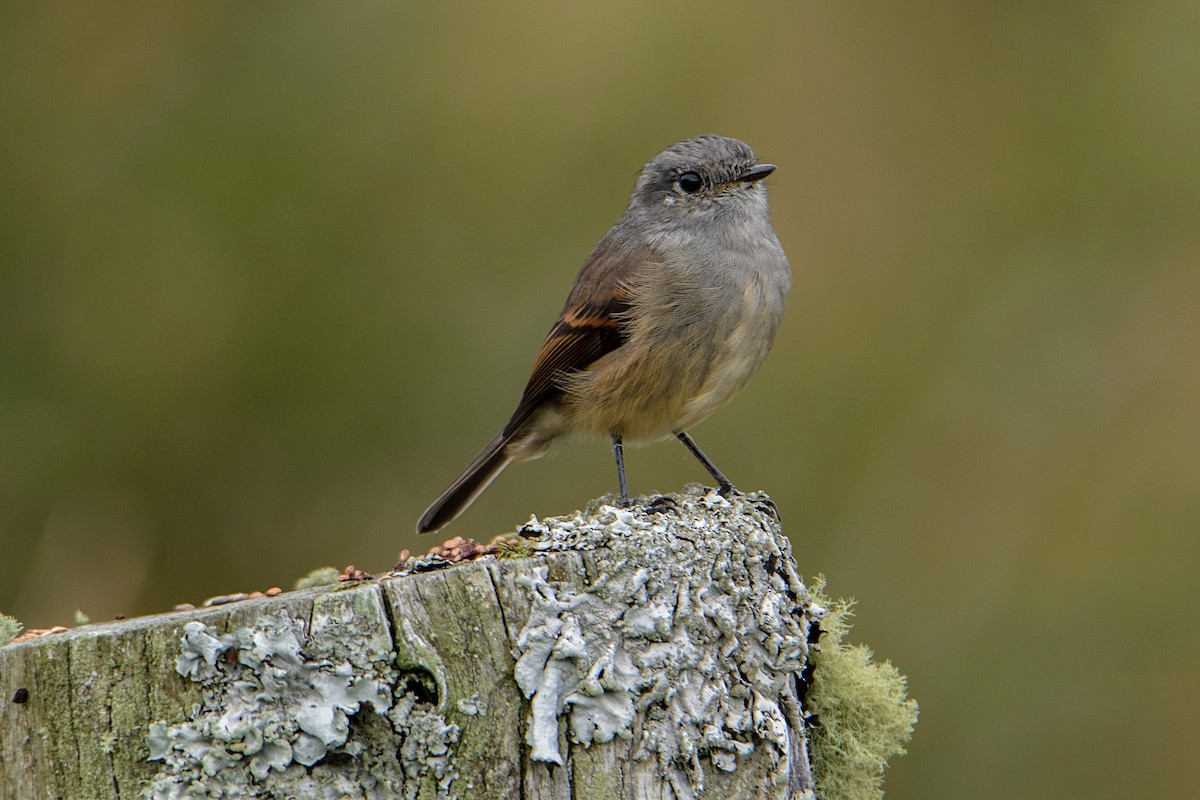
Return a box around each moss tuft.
[0,612,23,647]
[806,576,919,800]
[491,536,535,560]
[294,566,341,590]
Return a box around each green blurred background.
[3,2,1198,797]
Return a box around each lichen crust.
[513,484,820,793]
[146,588,461,799]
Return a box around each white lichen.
[146,595,461,799]
[513,484,818,792]
[455,693,488,716]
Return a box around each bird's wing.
[502,240,661,436]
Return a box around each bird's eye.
[677,172,703,194]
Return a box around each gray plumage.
[418,135,790,533]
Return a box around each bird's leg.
[611,434,631,507]
[675,431,735,496]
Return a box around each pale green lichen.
[74,609,90,625]
[0,612,22,647]
[294,566,341,590]
[513,485,818,794]
[148,598,462,799]
[805,576,919,800]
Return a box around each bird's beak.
[739,163,776,183]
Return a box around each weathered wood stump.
[1,487,842,799]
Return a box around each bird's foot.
[645,495,678,513]
[753,495,781,521]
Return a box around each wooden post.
[0,487,873,799]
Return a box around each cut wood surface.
[1,487,829,799]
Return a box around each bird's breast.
[675,267,785,431]
[560,241,787,442]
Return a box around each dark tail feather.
[417,433,513,534]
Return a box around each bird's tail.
[417,433,514,534]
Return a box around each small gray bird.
[417,134,790,533]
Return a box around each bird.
[417,134,790,534]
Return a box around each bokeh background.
[3,2,1198,797]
